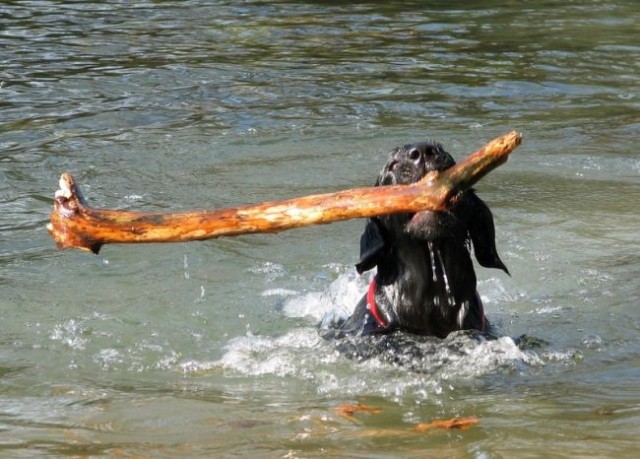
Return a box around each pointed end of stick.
[442,130,524,194]
[502,130,523,153]
[482,131,523,162]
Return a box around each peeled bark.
[47,130,522,254]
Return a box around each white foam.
[281,269,370,322]
[181,328,546,400]
[50,319,89,351]
[181,327,336,378]
[180,269,566,400]
[436,335,543,379]
[261,288,299,297]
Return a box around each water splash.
[182,326,544,400]
[181,270,555,400]
[457,301,469,328]
[50,319,89,351]
[183,253,190,280]
[281,269,369,322]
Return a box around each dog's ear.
[355,218,388,274]
[464,192,510,275]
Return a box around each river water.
[1,1,639,457]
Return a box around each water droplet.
[434,247,455,307]
[427,241,438,282]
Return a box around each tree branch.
[47,130,522,254]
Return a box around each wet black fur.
[337,140,509,338]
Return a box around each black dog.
[336,140,509,339]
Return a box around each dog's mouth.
[380,159,426,186]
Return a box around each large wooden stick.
[47,131,522,254]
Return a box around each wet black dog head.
[371,141,461,242]
[376,141,455,186]
[339,140,509,338]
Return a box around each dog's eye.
[408,148,421,161]
[424,146,437,157]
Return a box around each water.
[1,0,639,456]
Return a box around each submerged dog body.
[338,140,509,339]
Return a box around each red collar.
[367,278,388,328]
